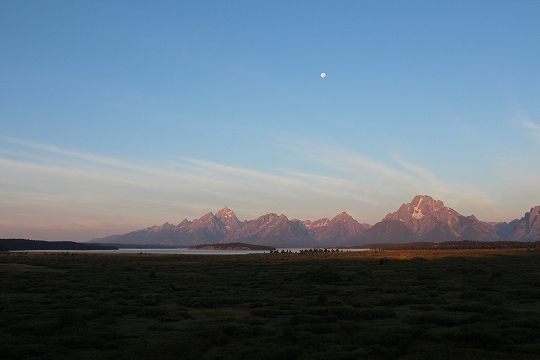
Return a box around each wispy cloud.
[523,120,540,142]
[285,139,408,184]
[276,136,503,217]
[2,138,373,237]
[279,137,462,198]
[0,136,502,240]
[392,156,436,184]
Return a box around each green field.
[1,249,539,359]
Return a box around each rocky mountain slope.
[92,196,540,246]
[358,195,498,244]
[226,213,311,246]
[93,208,368,247]
[298,212,368,245]
[493,206,540,241]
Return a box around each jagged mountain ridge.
[93,207,369,246]
[297,212,368,245]
[226,213,311,246]
[91,196,540,246]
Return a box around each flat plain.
[1,249,539,359]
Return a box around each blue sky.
[1,0,540,240]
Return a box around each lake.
[13,248,370,255]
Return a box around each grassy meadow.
[1,249,539,359]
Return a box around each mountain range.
[91,195,540,246]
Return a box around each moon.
[320,72,326,78]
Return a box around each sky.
[1,0,540,241]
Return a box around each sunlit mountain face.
[92,196,540,246]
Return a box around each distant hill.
[91,196,540,247]
[0,239,118,251]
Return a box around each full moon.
[320,72,326,78]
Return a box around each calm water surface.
[15,248,370,255]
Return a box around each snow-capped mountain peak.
[374,195,497,242]
[215,206,240,230]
